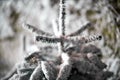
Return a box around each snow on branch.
[36,34,102,44]
[23,23,53,36]
[67,22,93,37]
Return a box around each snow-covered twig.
[23,23,53,36]
[67,22,93,37]
[36,35,102,44]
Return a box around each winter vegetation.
[0,0,120,80]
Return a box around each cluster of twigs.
[23,0,113,80]
[2,0,113,80]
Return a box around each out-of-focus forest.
[0,0,120,80]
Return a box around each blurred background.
[0,0,120,79]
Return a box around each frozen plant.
[23,0,113,80]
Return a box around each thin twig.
[67,23,92,37]
[36,35,102,44]
[23,23,53,36]
[58,0,66,52]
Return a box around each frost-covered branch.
[59,0,66,36]
[23,23,53,36]
[67,22,92,37]
[52,20,59,37]
[36,35,102,44]
[58,0,66,53]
